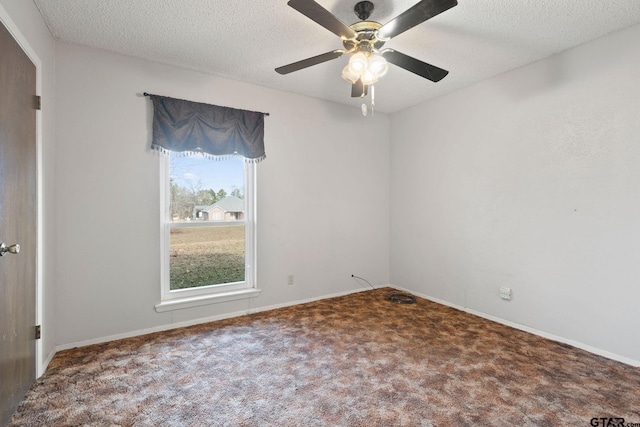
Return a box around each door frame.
[0,3,45,377]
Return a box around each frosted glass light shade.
[368,55,388,77]
[348,52,368,73]
[341,65,360,84]
[360,69,378,85]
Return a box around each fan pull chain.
[371,85,375,116]
[361,85,375,117]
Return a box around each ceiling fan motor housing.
[343,21,385,53]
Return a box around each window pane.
[169,153,244,221]
[167,153,247,291]
[170,225,246,290]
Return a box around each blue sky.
[169,153,244,195]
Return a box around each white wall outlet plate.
[499,287,512,300]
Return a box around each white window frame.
[155,155,260,312]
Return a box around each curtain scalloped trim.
[151,144,265,163]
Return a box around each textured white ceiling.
[34,0,640,113]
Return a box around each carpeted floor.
[9,289,640,426]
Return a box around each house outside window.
[155,153,259,311]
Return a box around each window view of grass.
[170,225,245,290]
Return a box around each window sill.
[155,288,261,313]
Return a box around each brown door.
[0,19,38,426]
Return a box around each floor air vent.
[387,293,417,304]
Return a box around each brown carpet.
[9,289,640,426]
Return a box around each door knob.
[0,242,20,256]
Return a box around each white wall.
[0,0,57,373]
[54,43,390,346]
[390,24,640,363]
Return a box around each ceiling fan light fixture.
[360,69,378,85]
[367,54,388,77]
[341,65,360,84]
[348,52,368,73]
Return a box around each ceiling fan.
[275,0,458,100]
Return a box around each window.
[155,153,259,312]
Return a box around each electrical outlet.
[287,274,294,286]
[499,287,512,300]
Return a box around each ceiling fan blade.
[287,0,357,39]
[378,0,457,40]
[351,78,369,98]
[384,50,448,82]
[275,50,344,75]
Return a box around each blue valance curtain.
[148,94,266,162]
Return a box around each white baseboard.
[56,286,375,353]
[39,348,56,376]
[390,285,640,367]
[56,283,638,368]
[55,309,253,352]
[245,285,376,315]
